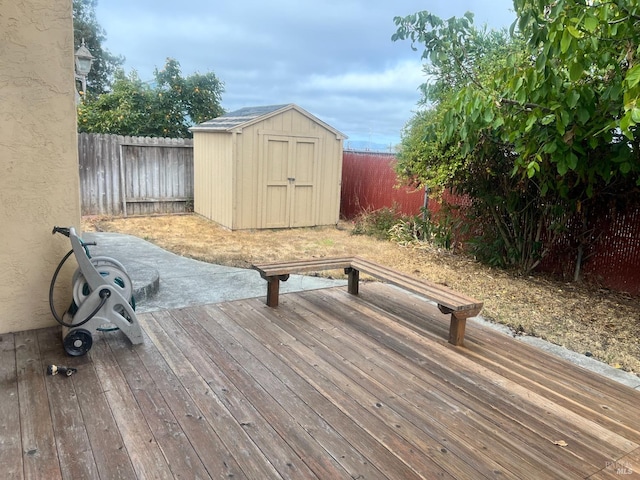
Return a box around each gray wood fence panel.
[79,133,122,215]
[78,133,193,216]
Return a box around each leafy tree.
[73,0,124,95]
[392,1,640,275]
[77,70,152,135]
[150,58,226,134]
[78,58,225,138]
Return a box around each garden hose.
[49,248,110,329]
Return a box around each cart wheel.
[64,329,93,356]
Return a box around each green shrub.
[388,207,456,250]
[352,206,457,251]
[352,207,403,240]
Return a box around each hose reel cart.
[50,226,143,356]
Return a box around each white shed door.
[262,135,319,228]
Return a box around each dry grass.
[83,213,640,376]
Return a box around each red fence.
[340,151,424,219]
[340,150,640,296]
[539,206,640,295]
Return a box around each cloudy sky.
[96,0,516,149]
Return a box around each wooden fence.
[78,133,193,216]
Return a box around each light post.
[74,38,94,103]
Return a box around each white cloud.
[304,59,425,94]
[95,0,516,145]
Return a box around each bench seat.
[252,256,483,346]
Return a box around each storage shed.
[191,104,346,230]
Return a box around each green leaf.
[555,109,570,134]
[626,65,640,89]
[569,61,583,81]
[567,90,580,109]
[483,109,495,123]
[540,182,549,196]
[560,29,572,54]
[620,112,634,139]
[567,152,578,170]
[514,76,524,91]
[492,116,504,129]
[577,108,590,124]
[583,16,598,33]
[566,25,583,39]
[525,115,537,132]
[557,159,568,176]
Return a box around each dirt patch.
[83,213,640,376]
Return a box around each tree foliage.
[77,58,225,138]
[392,1,640,274]
[73,0,124,95]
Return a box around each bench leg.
[266,277,280,307]
[264,274,289,307]
[345,267,359,295]
[448,313,467,346]
[438,305,481,346]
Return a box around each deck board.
[0,332,22,479]
[3,283,640,479]
[15,330,63,480]
[36,328,99,480]
[360,283,640,444]
[284,289,606,479]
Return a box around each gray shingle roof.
[191,103,346,139]
[192,104,290,131]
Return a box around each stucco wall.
[0,1,81,333]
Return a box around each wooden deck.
[2,283,639,479]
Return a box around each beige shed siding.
[0,0,81,333]
[234,126,259,230]
[320,137,344,225]
[193,131,233,228]
[194,105,343,230]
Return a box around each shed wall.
[233,108,342,229]
[318,135,343,225]
[233,124,259,230]
[193,131,233,228]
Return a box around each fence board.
[78,133,193,216]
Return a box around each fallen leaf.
[553,440,568,447]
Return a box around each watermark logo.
[606,460,633,475]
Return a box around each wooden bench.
[252,256,483,346]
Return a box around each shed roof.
[191,103,347,139]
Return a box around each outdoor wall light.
[74,38,94,103]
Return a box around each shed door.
[262,135,319,228]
